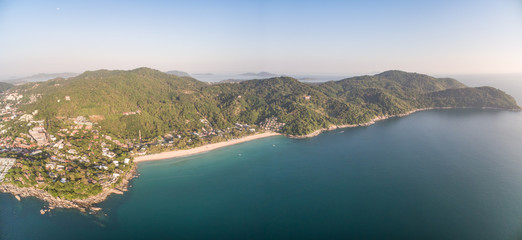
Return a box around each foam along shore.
[134,132,282,162]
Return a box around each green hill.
[0,82,14,92]
[420,87,519,109]
[165,70,191,77]
[317,70,468,115]
[18,68,212,138]
[15,68,520,138]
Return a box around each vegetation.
[0,82,14,92]
[420,87,518,109]
[15,68,520,138]
[1,68,519,200]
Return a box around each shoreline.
[289,106,521,138]
[134,132,281,162]
[1,106,518,212]
[0,164,137,214]
[289,108,431,138]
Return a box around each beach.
[134,107,521,162]
[134,132,281,162]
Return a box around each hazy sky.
[1,0,521,78]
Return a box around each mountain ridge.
[13,68,519,139]
[165,70,191,77]
[3,72,79,85]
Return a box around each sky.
[0,0,521,78]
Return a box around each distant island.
[0,68,519,213]
[239,71,278,77]
[192,73,214,76]
[2,72,79,85]
[165,70,191,77]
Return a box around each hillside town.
[0,90,141,200]
[0,88,283,207]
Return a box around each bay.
[1,109,522,239]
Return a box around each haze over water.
[1,108,522,240]
[1,0,522,238]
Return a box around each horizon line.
[2,67,522,81]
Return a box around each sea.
[1,75,521,240]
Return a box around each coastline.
[289,106,521,138]
[1,107,518,213]
[134,132,281,162]
[289,108,431,138]
[134,108,449,160]
[0,164,137,213]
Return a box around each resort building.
[0,158,16,182]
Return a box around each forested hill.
[0,82,14,92]
[317,71,517,114]
[14,68,520,138]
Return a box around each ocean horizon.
[3,0,522,239]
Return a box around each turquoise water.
[1,109,522,239]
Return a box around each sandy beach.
[134,132,281,162]
[134,107,520,162]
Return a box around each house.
[304,95,311,100]
[30,150,43,155]
[112,173,120,180]
[102,150,116,158]
[95,165,109,170]
[45,163,56,170]
[79,156,90,163]
[65,96,71,101]
[36,177,45,185]
[19,144,32,149]
[19,114,33,122]
[56,165,65,171]
[29,126,48,146]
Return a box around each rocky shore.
[0,164,137,214]
[289,108,432,139]
[289,106,520,139]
